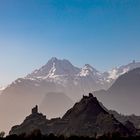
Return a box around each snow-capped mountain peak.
[27,57,80,79]
[78,64,99,77]
[0,86,6,91]
[22,59,140,93]
[104,60,140,83]
[79,64,102,78]
[47,62,56,78]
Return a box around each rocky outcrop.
[58,93,129,137]
[9,105,48,135]
[109,110,140,129]
[124,120,137,135]
[9,94,130,137]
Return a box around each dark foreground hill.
[3,132,140,140]
[10,94,130,137]
[109,110,140,129]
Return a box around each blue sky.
[0,0,140,85]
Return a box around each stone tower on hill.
[32,105,38,114]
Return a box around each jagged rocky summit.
[10,94,130,137]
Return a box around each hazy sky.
[0,0,140,86]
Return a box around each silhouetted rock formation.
[9,105,47,135]
[59,93,129,137]
[124,120,137,135]
[108,110,140,129]
[9,94,129,137]
[99,102,140,129]
[32,105,38,114]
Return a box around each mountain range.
[9,94,130,137]
[1,57,140,133]
[2,58,140,100]
[95,68,140,115]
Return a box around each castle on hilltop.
[32,105,38,114]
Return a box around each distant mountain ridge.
[103,60,140,83]
[109,110,140,129]
[4,57,139,100]
[2,58,140,98]
[39,92,74,118]
[95,68,140,115]
[25,57,105,99]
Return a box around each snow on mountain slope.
[26,57,80,86]
[27,57,80,78]
[104,60,140,83]
[23,58,106,98]
[0,86,6,91]
[0,86,6,94]
[13,58,140,97]
[74,64,105,93]
[27,58,103,82]
[78,64,102,78]
[3,59,140,98]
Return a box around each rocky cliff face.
[10,94,129,137]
